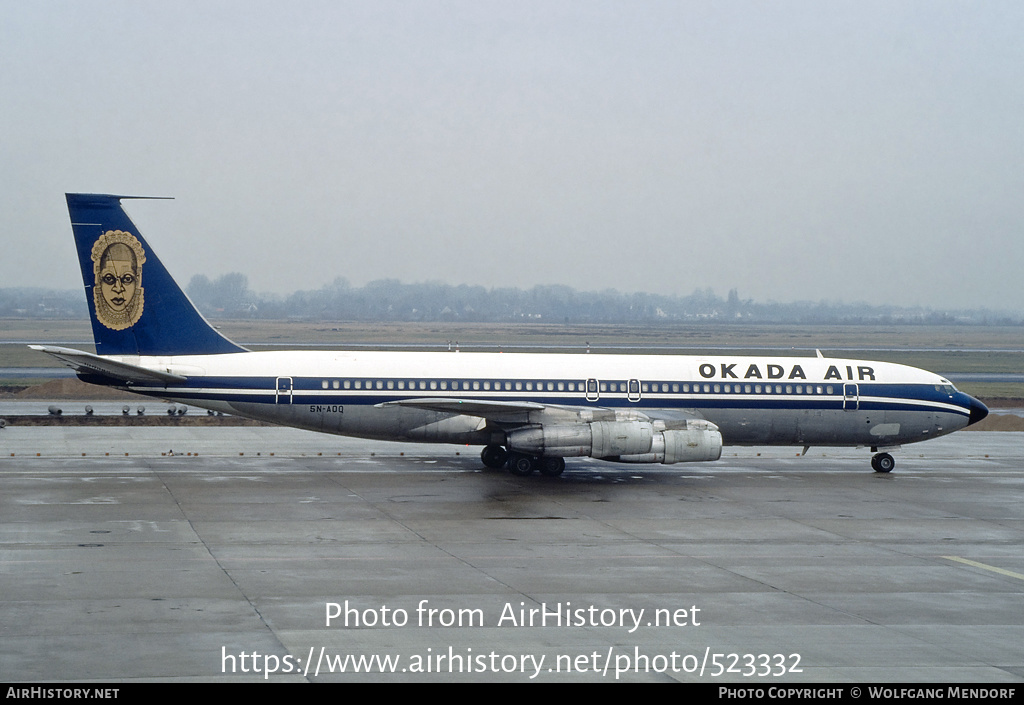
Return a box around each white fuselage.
[109,349,977,451]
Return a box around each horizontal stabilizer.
[28,345,187,385]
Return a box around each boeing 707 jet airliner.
[33,194,989,475]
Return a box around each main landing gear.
[871,452,895,473]
[480,444,565,477]
[481,444,508,469]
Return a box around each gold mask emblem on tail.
[91,230,146,331]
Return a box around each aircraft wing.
[379,397,712,428]
[378,397,546,423]
[636,407,710,423]
[28,345,187,385]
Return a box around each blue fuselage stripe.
[126,376,974,417]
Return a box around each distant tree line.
[2,278,1021,326]
[181,273,1022,326]
[0,288,86,318]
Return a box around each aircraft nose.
[967,396,989,426]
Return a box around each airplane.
[32,193,990,476]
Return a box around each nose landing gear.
[871,452,895,473]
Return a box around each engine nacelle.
[618,425,722,464]
[505,424,592,457]
[506,420,721,464]
[507,420,655,458]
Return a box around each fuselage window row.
[316,379,838,396]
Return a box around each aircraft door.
[843,383,858,411]
[628,378,641,402]
[586,378,600,402]
[276,377,293,404]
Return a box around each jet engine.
[506,419,722,464]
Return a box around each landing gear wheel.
[538,456,566,477]
[872,453,895,473]
[508,453,536,476]
[481,444,508,469]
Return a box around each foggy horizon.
[3,2,1022,312]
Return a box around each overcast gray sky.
[3,1,1022,312]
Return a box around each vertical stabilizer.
[66,193,246,356]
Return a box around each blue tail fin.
[66,193,246,356]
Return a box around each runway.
[1,426,1022,682]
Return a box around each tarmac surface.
[1,425,1022,683]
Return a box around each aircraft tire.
[872,453,895,473]
[508,453,536,476]
[538,456,566,477]
[481,444,508,469]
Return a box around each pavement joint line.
[942,555,1024,581]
